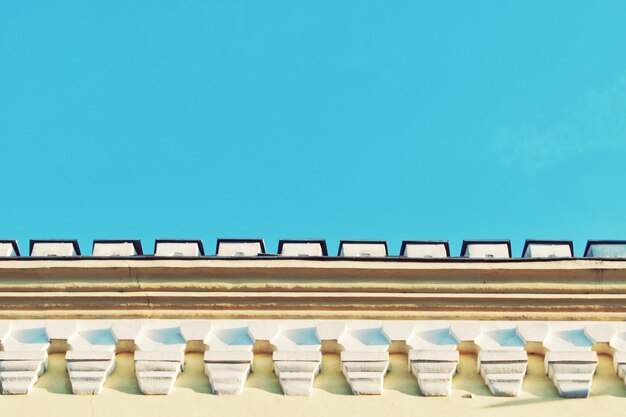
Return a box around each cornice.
[0,258,625,319]
[0,319,624,398]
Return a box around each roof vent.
[584,240,626,258]
[30,240,80,257]
[277,240,327,257]
[0,240,20,257]
[460,240,511,259]
[154,240,204,257]
[338,240,387,257]
[400,241,449,258]
[522,240,573,258]
[216,239,265,257]
[92,240,143,257]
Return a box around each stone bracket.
[408,349,458,396]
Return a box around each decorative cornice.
[0,319,624,398]
[0,258,625,319]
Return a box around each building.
[1,238,626,416]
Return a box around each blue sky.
[2,1,626,256]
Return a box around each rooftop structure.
[29,239,80,257]
[0,240,20,257]
[460,240,511,259]
[584,240,626,258]
[522,240,573,258]
[92,239,143,256]
[277,239,328,256]
[4,238,626,258]
[337,240,388,257]
[154,239,205,256]
[399,240,450,258]
[216,238,265,257]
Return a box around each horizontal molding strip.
[0,260,624,292]
[1,259,626,319]
[0,292,625,319]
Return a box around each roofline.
[399,240,450,257]
[216,238,266,254]
[522,239,573,257]
[1,255,626,262]
[29,239,81,256]
[0,240,20,256]
[337,240,388,256]
[277,239,328,256]
[584,240,626,257]
[154,239,205,256]
[92,239,144,255]
[460,240,512,257]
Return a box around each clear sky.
[2,1,626,256]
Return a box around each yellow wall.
[2,353,626,417]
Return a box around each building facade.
[1,238,626,416]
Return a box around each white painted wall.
[0,243,16,257]
[280,243,324,257]
[464,244,509,259]
[340,243,386,257]
[524,244,572,258]
[93,242,137,257]
[155,242,200,257]
[31,242,76,257]
[217,242,262,257]
[403,244,447,258]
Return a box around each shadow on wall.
[103,353,141,395]
[313,354,352,395]
[485,353,626,408]
[381,354,419,396]
[243,354,283,395]
[175,353,212,394]
[451,354,493,397]
[30,352,626,398]
[36,353,141,395]
[36,353,72,394]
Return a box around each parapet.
[0,238,625,258]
